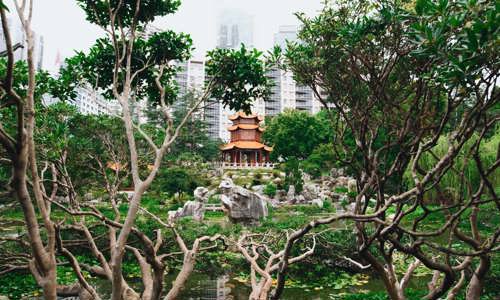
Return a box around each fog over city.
[29,0,323,72]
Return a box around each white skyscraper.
[205,9,261,141]
[266,25,324,117]
[174,60,206,98]
[217,9,254,49]
[0,16,44,70]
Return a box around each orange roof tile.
[220,141,273,151]
[229,111,264,121]
[227,124,265,132]
[107,162,123,171]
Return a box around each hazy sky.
[26,0,323,72]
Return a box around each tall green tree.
[166,91,220,162]
[263,110,332,161]
[52,1,272,299]
[270,1,499,299]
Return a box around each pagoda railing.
[215,162,276,169]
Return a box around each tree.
[269,0,499,299]
[263,110,331,161]
[154,167,200,199]
[166,91,220,162]
[0,2,75,297]
[52,1,272,299]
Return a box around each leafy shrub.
[404,131,499,203]
[283,158,304,193]
[263,183,277,197]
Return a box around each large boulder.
[168,187,209,222]
[348,179,357,193]
[275,189,287,202]
[311,198,324,208]
[251,185,265,195]
[302,183,321,201]
[219,179,268,224]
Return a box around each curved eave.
[227,124,265,132]
[229,111,264,121]
[220,141,273,151]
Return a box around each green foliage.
[263,110,332,161]
[0,58,73,102]
[0,271,39,299]
[206,45,271,114]
[61,33,192,102]
[157,92,221,162]
[76,0,181,27]
[404,131,500,202]
[283,158,304,193]
[301,143,336,178]
[151,166,206,198]
[410,0,499,89]
[263,182,277,197]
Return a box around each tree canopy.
[263,110,332,161]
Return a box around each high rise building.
[205,9,258,141]
[72,85,120,115]
[174,60,206,98]
[266,26,325,117]
[43,84,120,116]
[217,9,254,49]
[265,68,296,117]
[0,16,44,70]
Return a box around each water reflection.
[182,276,232,300]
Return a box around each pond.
[88,271,427,300]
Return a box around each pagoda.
[220,112,273,167]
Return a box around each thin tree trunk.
[164,253,196,300]
[465,256,490,300]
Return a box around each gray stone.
[251,185,265,195]
[295,195,306,203]
[262,175,271,181]
[302,183,320,201]
[302,173,312,182]
[168,187,209,223]
[287,185,296,200]
[311,198,324,208]
[348,179,357,193]
[219,179,268,224]
[275,190,287,202]
[336,176,350,188]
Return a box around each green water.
[88,272,399,300]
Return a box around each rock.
[287,185,296,200]
[311,198,324,208]
[336,176,349,188]
[302,183,320,201]
[272,177,282,184]
[348,179,357,193]
[251,185,265,195]
[295,195,306,203]
[219,179,268,224]
[275,190,287,202]
[168,187,209,223]
[339,194,349,205]
[0,296,9,300]
[302,173,312,182]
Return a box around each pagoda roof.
[229,111,264,121]
[227,124,265,132]
[220,141,273,152]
